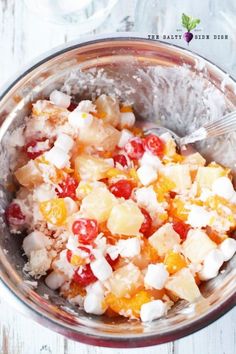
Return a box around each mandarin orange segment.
[205,195,236,216]
[206,227,228,245]
[133,240,160,269]
[169,197,188,221]
[153,175,176,202]
[164,251,187,275]
[70,255,86,266]
[61,281,87,299]
[129,168,139,184]
[39,198,67,226]
[106,168,128,178]
[105,290,152,318]
[120,105,133,113]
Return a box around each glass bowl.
[0,35,236,348]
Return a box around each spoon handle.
[180,111,236,146]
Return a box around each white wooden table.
[0,1,235,353]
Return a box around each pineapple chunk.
[149,223,180,257]
[106,263,143,297]
[96,94,120,127]
[81,187,117,223]
[15,160,43,188]
[160,165,192,193]
[195,166,226,191]
[107,200,144,236]
[74,154,111,181]
[182,229,217,263]
[183,152,206,170]
[165,268,201,303]
[78,117,120,151]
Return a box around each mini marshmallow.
[64,197,78,215]
[77,100,96,113]
[140,300,167,322]
[49,90,71,108]
[120,112,136,129]
[218,238,236,261]
[53,249,75,278]
[33,184,57,202]
[117,238,141,258]
[28,249,51,277]
[84,293,107,315]
[45,271,66,290]
[66,235,79,252]
[137,165,158,186]
[54,134,74,153]
[106,245,120,261]
[90,257,113,282]
[187,205,212,228]
[140,151,163,171]
[117,129,134,148]
[68,110,93,129]
[198,249,224,281]
[212,177,235,200]
[45,147,69,169]
[23,231,51,257]
[86,281,105,296]
[144,263,169,289]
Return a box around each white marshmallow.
[120,112,136,128]
[64,197,78,215]
[23,231,51,257]
[140,151,162,171]
[28,249,51,277]
[68,110,93,129]
[84,293,107,315]
[135,186,163,214]
[144,263,169,290]
[106,245,120,261]
[140,300,167,322]
[212,177,235,200]
[137,165,158,186]
[117,238,141,258]
[77,100,96,113]
[53,249,75,279]
[187,205,212,228]
[45,271,66,290]
[54,134,74,153]
[86,281,105,297]
[45,147,69,169]
[117,129,134,148]
[198,249,224,281]
[33,184,57,202]
[49,90,71,108]
[90,257,113,282]
[218,238,236,261]
[66,235,79,252]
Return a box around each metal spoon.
[142,110,236,148]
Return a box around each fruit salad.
[5,90,236,322]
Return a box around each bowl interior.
[0,38,236,346]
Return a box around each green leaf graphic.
[181,13,190,29]
[181,13,200,31]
